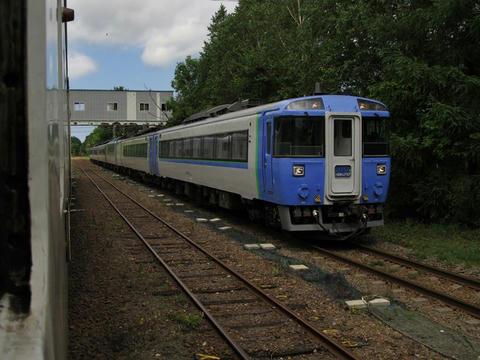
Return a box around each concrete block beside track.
[345,299,367,309]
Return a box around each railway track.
[311,244,480,319]
[81,168,361,360]
[355,244,480,291]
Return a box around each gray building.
[69,89,173,126]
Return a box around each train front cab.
[259,96,390,238]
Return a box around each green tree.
[70,136,82,156]
[83,125,113,155]
[168,0,480,225]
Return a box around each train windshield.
[362,117,389,156]
[274,116,325,157]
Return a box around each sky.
[69,0,238,141]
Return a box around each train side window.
[232,131,248,161]
[160,141,169,158]
[362,117,389,156]
[184,138,193,158]
[216,134,231,160]
[174,140,183,158]
[140,143,147,158]
[202,136,215,159]
[192,137,202,159]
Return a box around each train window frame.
[157,131,249,163]
[215,133,231,161]
[106,144,115,155]
[183,138,193,158]
[362,116,390,157]
[174,139,183,158]
[231,131,248,161]
[273,116,325,158]
[202,135,216,160]
[334,119,352,157]
[192,137,202,159]
[123,142,148,158]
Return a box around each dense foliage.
[168,0,479,225]
[71,136,82,156]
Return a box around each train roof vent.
[227,99,263,112]
[134,126,162,136]
[182,99,263,124]
[182,103,231,124]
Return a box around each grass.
[172,312,203,329]
[369,260,385,267]
[272,266,280,276]
[366,220,480,268]
[106,220,123,231]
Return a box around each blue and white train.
[91,95,390,238]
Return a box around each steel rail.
[81,168,251,359]
[83,168,361,360]
[354,243,480,291]
[312,245,480,319]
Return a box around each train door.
[149,134,159,176]
[325,113,361,200]
[263,116,274,194]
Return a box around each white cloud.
[68,52,97,79]
[68,0,238,67]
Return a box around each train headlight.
[293,165,305,177]
[377,164,387,175]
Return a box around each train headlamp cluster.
[377,164,387,175]
[293,165,305,177]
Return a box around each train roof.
[161,95,388,134]
[90,95,389,146]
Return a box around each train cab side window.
[274,116,325,157]
[362,117,389,156]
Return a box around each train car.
[92,94,390,239]
[0,1,73,359]
[90,143,106,163]
[117,135,150,173]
